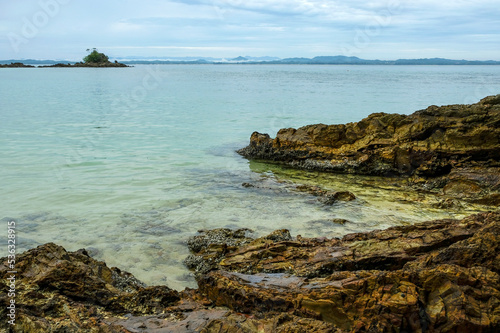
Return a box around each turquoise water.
[1,65,500,289]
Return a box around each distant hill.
[2,56,500,66]
[231,56,248,61]
[260,56,500,65]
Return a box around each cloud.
[1,0,499,60]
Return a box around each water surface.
[1,65,499,289]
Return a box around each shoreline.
[1,95,499,332]
[1,211,498,332]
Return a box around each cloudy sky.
[1,0,499,60]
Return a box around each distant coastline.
[2,55,500,66]
[0,61,128,68]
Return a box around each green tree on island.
[83,48,109,64]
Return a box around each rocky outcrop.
[196,211,500,332]
[0,243,334,332]
[41,61,129,67]
[0,62,35,68]
[2,212,499,332]
[238,95,500,204]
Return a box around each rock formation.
[0,62,35,68]
[238,95,500,205]
[40,61,129,68]
[2,211,499,332]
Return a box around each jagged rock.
[204,214,488,277]
[0,243,180,332]
[238,95,500,204]
[264,229,293,242]
[184,228,254,277]
[197,212,500,332]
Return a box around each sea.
[1,64,500,289]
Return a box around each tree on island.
[83,48,109,64]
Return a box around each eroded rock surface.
[197,211,500,332]
[238,95,500,204]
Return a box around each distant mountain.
[264,56,500,65]
[392,58,500,65]
[2,56,500,66]
[123,59,210,65]
[231,56,248,61]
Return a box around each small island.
[0,49,128,68]
[41,48,128,67]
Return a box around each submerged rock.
[238,95,500,204]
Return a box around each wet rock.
[198,212,500,332]
[432,197,465,209]
[264,229,292,242]
[238,95,500,203]
[443,179,483,198]
[187,228,254,253]
[331,218,350,225]
[295,184,356,205]
[184,228,254,277]
[473,193,500,206]
[0,243,179,332]
[211,214,489,277]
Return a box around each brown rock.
[443,179,483,198]
[197,212,500,332]
[238,95,500,203]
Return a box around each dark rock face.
[1,212,499,332]
[237,95,500,204]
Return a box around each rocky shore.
[2,96,499,332]
[238,95,500,206]
[1,211,499,332]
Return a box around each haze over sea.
[2,64,500,289]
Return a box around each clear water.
[1,65,499,289]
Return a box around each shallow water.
[1,65,499,289]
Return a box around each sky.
[1,0,499,61]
